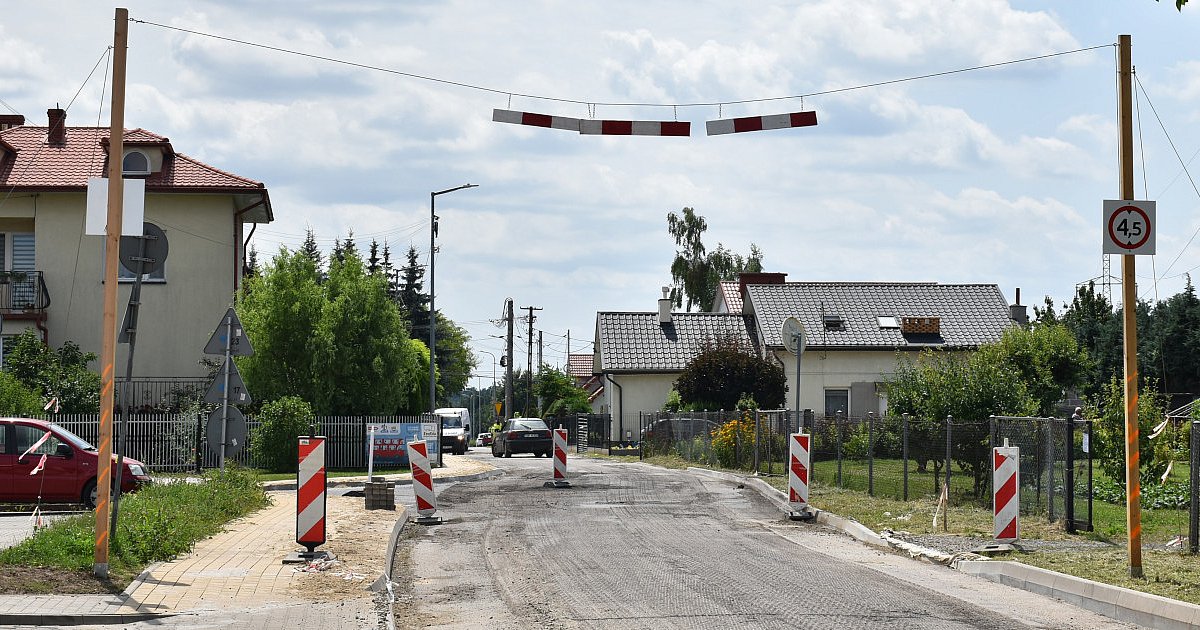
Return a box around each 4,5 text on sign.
[1103,200,1155,255]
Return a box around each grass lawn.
[616,451,1200,606]
[0,467,269,593]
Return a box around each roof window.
[822,314,845,330]
[877,316,899,329]
[122,150,150,176]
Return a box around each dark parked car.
[0,417,151,508]
[491,418,552,458]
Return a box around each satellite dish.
[782,317,806,355]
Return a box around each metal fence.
[43,413,424,472]
[575,413,613,453]
[634,409,1093,526]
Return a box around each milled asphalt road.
[394,450,1138,630]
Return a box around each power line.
[130,17,1110,110]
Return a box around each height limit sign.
[1103,200,1155,255]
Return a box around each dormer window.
[122,150,150,176]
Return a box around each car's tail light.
[508,431,520,439]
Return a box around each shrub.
[3,329,101,413]
[0,371,44,416]
[250,396,317,473]
[711,413,755,469]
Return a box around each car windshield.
[512,420,548,431]
[440,417,463,428]
[48,423,96,451]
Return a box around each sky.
[3,1,1199,388]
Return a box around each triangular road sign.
[204,308,254,356]
[204,358,253,405]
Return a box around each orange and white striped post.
[408,440,442,525]
[296,436,327,555]
[993,442,1020,542]
[545,428,571,488]
[788,433,815,521]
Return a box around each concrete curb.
[0,610,166,627]
[957,560,1200,630]
[685,465,1200,630]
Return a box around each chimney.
[0,114,24,131]
[738,271,787,296]
[658,287,672,325]
[1010,287,1029,325]
[47,108,66,145]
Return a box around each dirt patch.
[288,494,402,602]
[0,565,123,595]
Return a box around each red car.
[0,417,151,508]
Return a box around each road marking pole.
[282,436,335,564]
[409,441,442,525]
[788,433,815,521]
[993,442,1020,542]
[545,428,571,488]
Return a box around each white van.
[434,407,472,455]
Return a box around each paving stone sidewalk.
[0,454,497,628]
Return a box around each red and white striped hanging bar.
[493,109,690,136]
[492,108,581,131]
[579,119,691,136]
[494,108,815,137]
[706,110,817,136]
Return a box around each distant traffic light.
[500,355,508,367]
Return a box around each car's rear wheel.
[492,444,501,458]
[81,478,98,509]
[504,444,512,458]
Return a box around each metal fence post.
[836,411,844,488]
[753,409,760,474]
[1047,417,1057,523]
[944,415,953,496]
[867,412,875,497]
[1066,415,1077,533]
[1191,420,1199,554]
[902,413,910,502]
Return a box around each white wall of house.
[601,372,678,441]
[3,192,241,378]
[769,349,900,418]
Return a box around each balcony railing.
[0,270,50,314]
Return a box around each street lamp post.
[430,183,477,467]
[477,349,498,424]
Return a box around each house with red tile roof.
[566,352,604,413]
[0,108,272,380]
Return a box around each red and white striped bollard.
[408,440,442,525]
[993,442,1020,542]
[296,436,328,556]
[545,428,571,488]
[788,433,815,521]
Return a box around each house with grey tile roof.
[594,289,760,440]
[744,281,1020,419]
[593,279,1023,439]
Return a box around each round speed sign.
[1102,200,1156,255]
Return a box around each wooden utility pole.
[95,7,129,578]
[522,305,541,416]
[1117,33,1143,579]
[504,298,514,421]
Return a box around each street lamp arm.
[433,183,478,197]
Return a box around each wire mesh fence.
[634,409,1094,525]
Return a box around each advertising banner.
[367,423,439,466]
